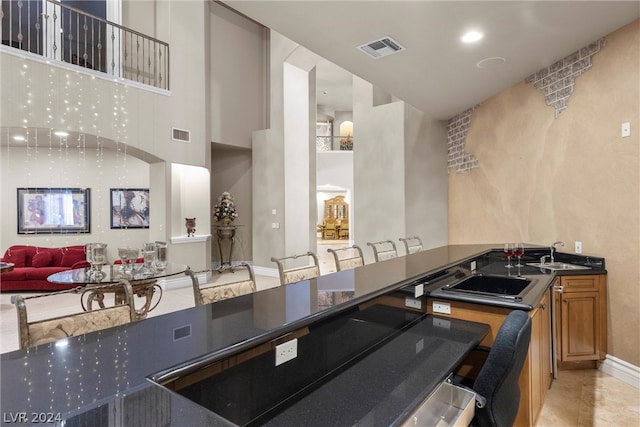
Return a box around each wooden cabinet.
[425,292,552,427]
[554,274,607,367]
[528,289,552,426]
[323,195,348,221]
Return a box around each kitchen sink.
[526,262,591,271]
[441,274,536,301]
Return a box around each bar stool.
[367,240,398,262]
[271,252,320,285]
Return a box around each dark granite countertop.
[0,243,603,425]
[422,247,605,309]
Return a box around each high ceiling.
[222,1,639,120]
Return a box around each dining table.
[0,262,14,273]
[47,262,196,319]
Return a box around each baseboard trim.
[252,265,279,278]
[157,271,210,290]
[599,354,640,389]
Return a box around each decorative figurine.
[185,217,196,236]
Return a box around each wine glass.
[154,242,168,270]
[504,243,514,268]
[514,243,524,267]
[118,248,131,271]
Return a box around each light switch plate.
[622,122,631,137]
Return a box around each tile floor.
[536,369,639,426]
[1,241,638,425]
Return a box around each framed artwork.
[17,188,91,234]
[110,188,150,229]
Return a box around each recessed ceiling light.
[461,30,484,43]
[12,135,26,142]
[54,131,69,137]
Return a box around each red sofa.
[0,245,90,292]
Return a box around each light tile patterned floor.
[536,369,639,426]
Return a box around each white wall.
[404,104,448,250]
[352,77,407,264]
[210,2,267,149]
[0,146,149,261]
[0,0,213,269]
[283,63,314,259]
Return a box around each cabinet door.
[561,291,601,360]
[560,275,599,292]
[540,292,552,391]
[529,290,552,426]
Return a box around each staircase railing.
[1,0,169,90]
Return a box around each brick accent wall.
[526,38,606,117]
[447,108,478,173]
[447,37,607,173]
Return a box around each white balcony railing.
[1,0,169,90]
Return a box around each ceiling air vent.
[172,127,191,143]
[358,36,405,59]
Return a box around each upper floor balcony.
[1,0,169,90]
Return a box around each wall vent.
[358,36,405,59]
[172,127,191,143]
[173,325,192,341]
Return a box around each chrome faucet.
[550,241,564,264]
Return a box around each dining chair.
[338,219,350,239]
[399,236,423,255]
[271,252,320,285]
[192,263,257,305]
[367,240,398,262]
[11,282,136,349]
[327,245,364,272]
[323,219,338,240]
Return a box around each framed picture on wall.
[17,188,91,234]
[110,188,150,229]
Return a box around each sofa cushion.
[4,249,26,268]
[32,250,53,268]
[24,267,69,280]
[71,260,91,269]
[61,249,85,267]
[0,269,27,281]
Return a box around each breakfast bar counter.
[0,244,595,425]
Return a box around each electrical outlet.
[414,283,424,298]
[275,338,297,366]
[575,241,582,254]
[432,302,451,315]
[405,297,422,309]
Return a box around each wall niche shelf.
[171,234,212,244]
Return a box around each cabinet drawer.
[559,275,599,292]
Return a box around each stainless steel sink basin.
[441,274,536,301]
[526,262,590,271]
